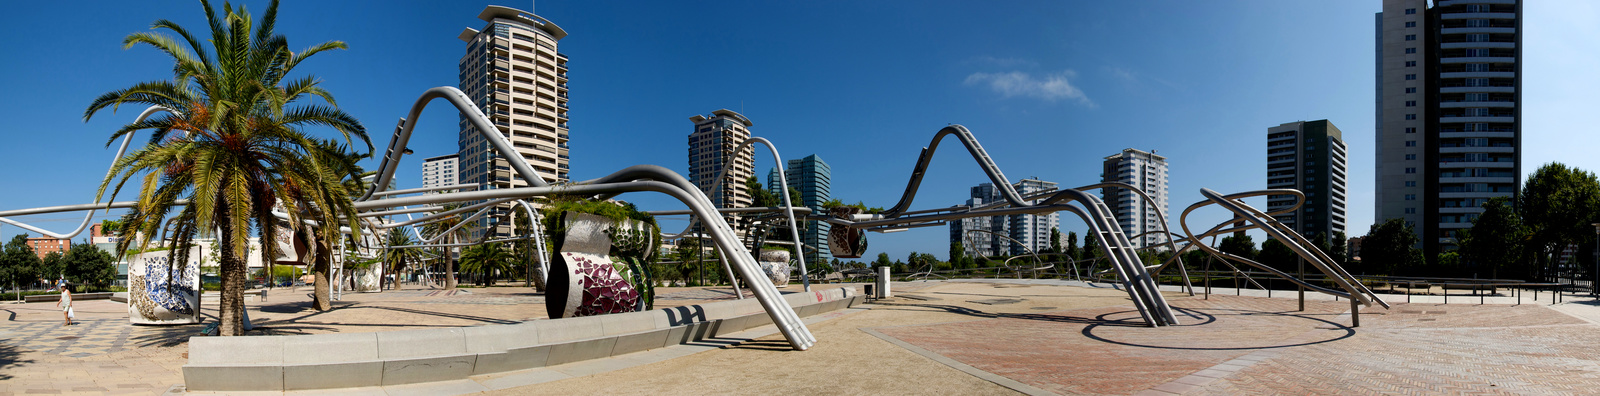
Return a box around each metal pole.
[1298,257,1305,311]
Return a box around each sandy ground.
[488,281,1148,395]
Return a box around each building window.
[1406,140,1416,147]
[1406,167,1417,174]
[1405,208,1417,214]
[1405,154,1416,160]
[1405,34,1417,41]
[1406,47,1417,54]
[1406,100,1417,107]
[1405,8,1417,14]
[1406,181,1417,187]
[1406,87,1417,93]
[1405,194,1416,201]
[1405,21,1417,28]
[1405,114,1417,120]
[1405,74,1417,80]
[1406,127,1417,133]
[1405,61,1417,67]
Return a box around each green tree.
[88,0,368,335]
[1065,231,1079,260]
[40,251,66,284]
[383,228,423,290]
[1083,231,1101,261]
[948,242,969,270]
[1518,163,1600,280]
[63,241,117,290]
[1257,238,1296,273]
[1459,196,1527,280]
[0,236,41,291]
[421,204,470,290]
[1330,231,1349,269]
[1363,218,1422,276]
[874,252,893,269]
[1218,234,1257,262]
[460,242,513,286]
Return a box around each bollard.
[877,266,892,298]
[1350,298,1360,327]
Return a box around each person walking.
[55,280,73,326]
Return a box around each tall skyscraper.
[1267,120,1349,239]
[458,6,571,237]
[422,154,460,191]
[688,110,756,233]
[1101,148,1170,248]
[1377,0,1520,257]
[769,154,832,264]
[950,179,1061,257]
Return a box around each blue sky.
[0,1,1596,262]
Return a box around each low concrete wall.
[24,292,115,303]
[183,287,863,391]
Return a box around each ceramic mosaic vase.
[545,212,657,318]
[828,207,869,258]
[758,249,791,286]
[127,248,202,325]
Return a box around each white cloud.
[964,70,1093,106]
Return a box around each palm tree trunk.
[312,239,332,311]
[217,211,248,336]
[445,235,458,290]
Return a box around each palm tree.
[302,139,370,310]
[460,242,514,286]
[383,228,422,290]
[88,0,367,336]
[421,204,469,290]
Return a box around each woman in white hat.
[55,280,73,326]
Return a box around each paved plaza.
[4,280,1600,394]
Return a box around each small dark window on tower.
[1406,141,1417,147]
[1406,87,1417,93]
[1405,8,1417,15]
[1406,21,1417,28]
[1406,100,1417,107]
[1406,47,1417,54]
[1405,34,1417,41]
[1406,61,1417,67]
[1405,74,1417,80]
[1405,127,1417,133]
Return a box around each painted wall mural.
[127,248,201,325]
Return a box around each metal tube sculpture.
[688,136,813,291]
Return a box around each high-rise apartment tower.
[1376,0,1521,257]
[688,110,756,233]
[1101,148,1170,248]
[1267,120,1349,239]
[769,154,832,264]
[422,154,460,191]
[950,179,1061,257]
[458,6,571,237]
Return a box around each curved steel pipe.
[361,86,549,202]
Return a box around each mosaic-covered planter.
[758,249,791,287]
[127,248,201,325]
[545,212,657,319]
[828,207,869,258]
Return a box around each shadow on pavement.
[0,342,33,381]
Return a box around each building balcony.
[1438,161,1514,169]
[1439,116,1514,123]
[1439,146,1515,154]
[1440,191,1514,199]
[1441,26,1518,35]
[1441,57,1516,64]
[1441,12,1517,20]
[1441,86,1515,94]
[1440,41,1516,49]
[1439,100,1515,108]
[1438,0,1516,6]
[1439,131,1516,139]
[1440,72,1516,79]
[1439,176,1516,184]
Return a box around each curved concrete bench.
[183,287,863,391]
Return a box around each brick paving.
[874,285,1600,396]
